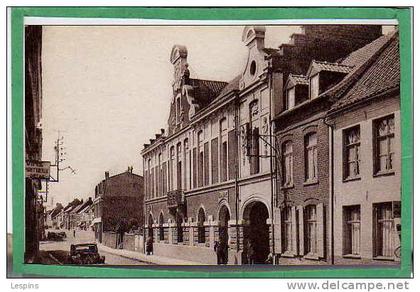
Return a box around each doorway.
[243,201,270,264]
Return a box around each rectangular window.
[374,202,395,258]
[282,207,293,253]
[211,137,219,184]
[344,126,361,179]
[204,142,209,186]
[374,115,395,174]
[198,131,204,187]
[310,74,319,99]
[305,133,318,182]
[250,127,260,175]
[228,129,237,180]
[286,88,295,110]
[282,141,293,186]
[343,205,361,256]
[304,205,317,255]
[220,141,228,182]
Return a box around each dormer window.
[284,74,309,110]
[286,87,295,110]
[310,74,319,99]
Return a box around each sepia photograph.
[22,21,404,268]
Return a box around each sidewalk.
[98,244,205,265]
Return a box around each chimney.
[105,171,109,180]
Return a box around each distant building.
[326,31,400,264]
[69,198,93,230]
[92,168,144,246]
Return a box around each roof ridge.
[326,30,399,112]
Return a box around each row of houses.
[46,198,94,231]
[141,25,401,265]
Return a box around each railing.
[167,189,184,208]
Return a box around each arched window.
[183,138,190,190]
[176,142,182,190]
[159,213,164,241]
[282,141,293,186]
[197,208,206,244]
[249,100,260,175]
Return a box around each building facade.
[25,25,45,262]
[326,31,400,264]
[142,25,385,264]
[273,27,387,265]
[92,168,144,245]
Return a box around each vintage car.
[68,243,105,265]
[47,231,66,241]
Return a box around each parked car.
[68,243,105,265]
[47,231,66,241]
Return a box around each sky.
[41,25,393,208]
[41,25,302,207]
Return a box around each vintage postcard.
[8,7,413,278]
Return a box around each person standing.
[146,235,153,255]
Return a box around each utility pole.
[42,131,76,203]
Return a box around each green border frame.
[11,7,413,278]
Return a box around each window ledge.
[373,171,395,178]
[373,256,396,261]
[281,251,296,258]
[303,179,319,186]
[281,184,294,190]
[303,253,320,260]
[343,176,361,183]
[342,254,361,259]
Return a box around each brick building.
[325,31,400,265]
[92,168,144,245]
[142,25,384,264]
[273,28,389,265]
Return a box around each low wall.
[153,243,240,265]
[123,233,136,251]
[102,232,117,249]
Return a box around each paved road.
[40,229,150,266]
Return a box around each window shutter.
[317,203,324,258]
[228,130,237,180]
[192,148,197,188]
[291,206,297,255]
[297,205,304,256]
[274,208,282,254]
[211,137,219,184]
[204,142,209,186]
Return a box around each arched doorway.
[197,208,206,244]
[243,201,270,264]
[148,214,153,239]
[218,205,230,244]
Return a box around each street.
[39,229,150,265]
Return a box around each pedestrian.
[73,229,76,238]
[213,241,222,265]
[246,241,255,265]
[146,235,153,255]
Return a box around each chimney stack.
[105,171,109,180]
